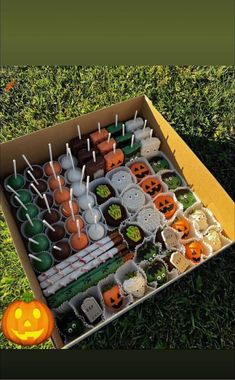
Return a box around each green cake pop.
[150,157,170,173]
[22,218,44,238]
[175,189,197,211]
[32,252,53,273]
[11,189,32,207]
[28,234,50,253]
[161,171,182,190]
[18,203,39,221]
[6,160,25,190]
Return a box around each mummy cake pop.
[136,207,161,233]
[188,209,208,232]
[5,160,25,191]
[140,130,161,159]
[125,111,144,132]
[90,123,109,145]
[110,169,134,193]
[122,187,146,213]
[203,229,222,252]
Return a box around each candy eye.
[118,179,121,182]
[72,323,76,328]
[144,218,148,222]
[162,273,166,278]
[134,192,138,197]
[122,175,125,179]
[68,328,73,333]
[157,275,161,281]
[129,195,132,199]
[146,150,150,153]
[184,194,188,199]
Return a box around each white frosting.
[134,127,152,141]
[125,117,144,132]
[78,193,95,210]
[66,167,82,183]
[88,223,105,241]
[122,188,146,212]
[84,208,101,224]
[72,181,86,197]
[189,209,208,231]
[136,207,161,233]
[123,272,146,298]
[203,230,221,252]
[111,170,133,192]
[140,137,161,160]
[60,155,78,170]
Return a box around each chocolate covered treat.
[22,219,44,238]
[86,155,105,180]
[42,209,61,224]
[30,179,48,194]
[123,142,141,162]
[116,132,132,148]
[70,136,88,156]
[88,223,106,241]
[18,203,39,221]
[94,183,115,204]
[107,121,123,137]
[185,241,203,263]
[52,240,71,260]
[136,241,160,263]
[11,189,32,207]
[188,209,208,232]
[47,223,66,242]
[25,165,44,180]
[123,271,146,298]
[102,283,123,311]
[175,189,197,211]
[56,312,85,341]
[136,207,161,233]
[44,161,61,177]
[28,234,50,253]
[140,176,163,198]
[110,170,134,193]
[161,171,182,190]
[70,232,89,251]
[203,229,222,252]
[122,224,145,248]
[125,117,144,132]
[97,138,116,155]
[154,195,177,219]
[171,218,190,239]
[145,260,168,285]
[122,187,146,213]
[36,194,53,209]
[104,149,124,172]
[149,156,170,173]
[103,203,127,227]
[78,148,98,166]
[140,137,161,160]
[6,174,25,191]
[130,161,151,182]
[80,297,103,325]
[32,252,53,273]
[90,128,109,145]
[134,127,152,141]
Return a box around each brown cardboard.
[0,95,234,349]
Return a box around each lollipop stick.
[69,200,75,221]
[107,132,111,143]
[7,185,18,196]
[150,129,153,139]
[94,214,98,230]
[80,165,85,184]
[29,254,42,262]
[27,170,39,185]
[15,196,27,210]
[49,161,57,179]
[87,138,90,152]
[43,219,55,232]
[68,148,75,171]
[131,134,135,148]
[88,203,95,219]
[30,183,43,198]
[57,175,62,193]
[115,114,118,127]
[86,176,90,196]
[77,125,81,140]
[92,150,96,163]
[66,143,69,156]
[98,122,101,133]
[113,143,116,154]
[76,218,81,237]
[122,124,125,136]
[26,213,34,227]
[48,143,53,162]
[143,120,147,130]
[29,237,39,245]
[13,159,17,179]
[43,193,51,214]
[70,188,73,202]
[134,110,138,121]
[22,154,33,171]
[53,245,62,251]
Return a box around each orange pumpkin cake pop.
[48,175,65,191]
[65,215,84,234]
[60,200,79,218]
[54,187,70,205]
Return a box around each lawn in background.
[0,66,234,349]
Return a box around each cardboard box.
[0,95,234,349]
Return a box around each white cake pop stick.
[77,125,81,140]
[30,183,43,198]
[107,132,111,143]
[14,196,27,210]
[131,134,135,148]
[69,200,75,221]
[67,147,75,171]
[27,170,39,185]
[115,114,118,127]
[53,245,62,251]
[113,143,116,154]
[88,202,95,219]
[43,219,55,232]
[80,165,85,184]
[150,129,153,139]
[66,143,69,156]
[57,175,62,193]
[92,150,96,163]
[134,110,138,121]
[76,218,81,237]
[122,124,125,136]
[143,119,147,130]
[28,237,39,245]
[49,161,57,179]
[98,122,101,133]
[26,213,34,227]
[87,138,90,152]
[13,159,17,179]
[22,154,33,171]
[43,193,51,214]
[29,254,42,262]
[86,175,90,196]
[7,185,18,196]
[70,187,73,202]
[48,143,53,162]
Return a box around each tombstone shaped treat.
[80,296,103,325]
[136,207,161,233]
[154,194,177,219]
[94,183,116,205]
[203,229,222,252]
[149,156,170,173]
[90,128,109,145]
[123,141,141,162]
[140,137,161,160]
[175,189,197,211]
[86,155,105,180]
[136,241,160,262]
[184,240,203,263]
[145,260,168,285]
[140,176,163,198]
[102,283,123,311]
[161,171,182,190]
[97,138,116,155]
[103,203,127,227]
[104,149,124,172]
[56,311,85,341]
[122,224,145,248]
[121,187,146,213]
[123,271,146,298]
[171,218,190,239]
[188,209,208,232]
[129,161,152,182]
[110,169,134,193]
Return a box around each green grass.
[0,66,234,349]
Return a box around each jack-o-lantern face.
[140,176,163,197]
[102,284,123,310]
[1,300,54,346]
[105,149,124,172]
[130,162,151,181]
[154,195,177,219]
[185,241,203,263]
[171,218,190,239]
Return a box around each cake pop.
[88,221,106,241]
[122,134,141,162]
[22,217,44,238]
[42,208,61,224]
[115,124,132,148]
[65,215,84,234]
[17,200,39,221]
[110,170,134,193]
[70,219,89,251]
[52,240,72,261]
[107,114,123,137]
[36,193,53,210]
[86,152,105,180]
[43,143,62,176]
[79,193,95,210]
[32,252,53,273]
[125,111,144,132]
[90,123,109,145]
[188,209,208,232]
[22,154,44,180]
[9,188,32,207]
[6,160,25,190]
[150,156,170,173]
[71,165,86,197]
[53,177,70,205]
[83,206,101,224]
[66,167,82,183]
[45,221,66,242]
[203,229,222,252]
[134,124,152,141]
[29,178,48,194]
[48,175,65,191]
[97,133,116,155]
[140,131,161,160]
[28,234,50,253]
[59,143,78,170]
[104,144,124,172]
[122,187,146,213]
[69,125,88,156]
[60,199,79,218]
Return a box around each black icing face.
[57,314,84,339]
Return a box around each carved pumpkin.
[185,241,203,263]
[104,149,124,172]
[130,162,151,182]
[171,218,190,239]
[1,298,54,346]
[154,195,176,219]
[102,284,123,310]
[140,176,163,197]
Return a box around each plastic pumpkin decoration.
[130,162,151,181]
[171,218,190,239]
[102,284,123,310]
[185,241,203,263]
[140,176,163,197]
[154,195,176,219]
[1,294,54,346]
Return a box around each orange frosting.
[54,187,70,205]
[48,175,65,191]
[65,215,84,234]
[70,232,89,250]
[44,161,62,176]
[61,200,79,218]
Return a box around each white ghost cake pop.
[72,181,86,197]
[140,137,161,160]
[188,209,208,232]
[122,187,146,213]
[59,144,78,170]
[110,170,134,193]
[88,221,105,241]
[66,167,82,183]
[203,229,222,252]
[78,193,95,210]
[123,272,146,298]
[83,207,101,224]
[136,207,161,233]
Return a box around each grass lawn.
[0,66,234,349]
